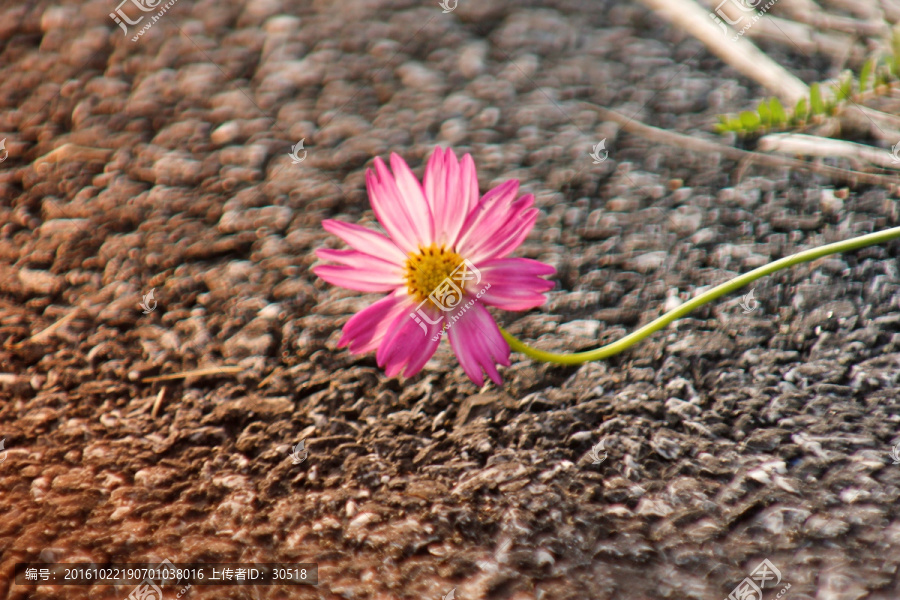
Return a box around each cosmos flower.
[313,147,555,386]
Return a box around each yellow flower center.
[405,244,467,305]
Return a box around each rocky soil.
[1,0,899,599]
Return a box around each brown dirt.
[1,1,900,599]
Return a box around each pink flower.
[313,147,555,386]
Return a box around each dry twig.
[731,14,859,64]
[33,143,113,173]
[638,0,809,104]
[150,387,167,418]
[142,365,243,383]
[15,309,81,348]
[577,102,900,187]
[757,132,900,169]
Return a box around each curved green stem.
[501,225,900,365]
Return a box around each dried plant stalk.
[639,0,809,104]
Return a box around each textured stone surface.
[1,1,899,599]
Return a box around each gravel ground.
[1,0,900,599]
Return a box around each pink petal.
[316,248,405,282]
[312,264,401,293]
[366,156,433,253]
[446,302,510,386]
[339,290,411,354]
[460,195,538,263]
[475,258,555,311]
[453,179,520,252]
[390,153,434,241]
[376,304,443,379]
[423,147,479,246]
[322,219,407,266]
